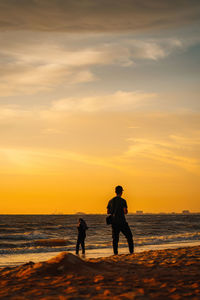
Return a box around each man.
[107,185,134,255]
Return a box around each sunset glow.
[0,0,200,213]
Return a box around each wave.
[134,231,200,247]
[0,228,20,233]
[34,239,71,247]
[0,231,49,241]
[0,243,25,249]
[0,239,72,252]
[0,246,69,255]
[88,232,200,248]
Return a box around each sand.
[0,246,199,299]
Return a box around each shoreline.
[1,240,200,268]
[0,245,199,299]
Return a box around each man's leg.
[81,238,85,254]
[112,224,120,255]
[76,237,81,254]
[121,222,134,254]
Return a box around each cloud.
[0,146,122,175]
[0,99,200,175]
[0,58,96,96]
[51,91,157,112]
[0,32,192,96]
[0,105,31,120]
[125,134,200,173]
[1,130,200,176]
[127,38,183,60]
[0,0,199,32]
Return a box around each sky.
[0,0,200,214]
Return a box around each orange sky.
[0,1,200,213]
[0,112,199,213]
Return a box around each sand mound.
[45,251,86,270]
[5,252,91,279]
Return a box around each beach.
[0,245,199,299]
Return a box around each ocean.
[0,214,200,267]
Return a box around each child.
[76,218,88,255]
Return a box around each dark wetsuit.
[107,196,134,255]
[76,220,88,254]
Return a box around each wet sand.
[0,246,199,299]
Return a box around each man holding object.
[107,185,134,255]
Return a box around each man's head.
[115,185,123,196]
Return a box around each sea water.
[0,214,200,267]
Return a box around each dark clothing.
[76,235,85,254]
[76,219,88,255]
[107,196,134,255]
[112,222,133,255]
[107,196,127,223]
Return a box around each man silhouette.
[107,185,134,255]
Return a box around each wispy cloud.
[0,105,32,120]
[1,132,200,176]
[0,99,199,175]
[0,147,122,175]
[0,33,194,96]
[51,91,157,112]
[0,61,95,96]
[125,135,200,173]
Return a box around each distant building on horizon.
[182,210,190,214]
[136,210,143,214]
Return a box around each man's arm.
[123,199,128,214]
[107,200,111,214]
[123,207,128,214]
